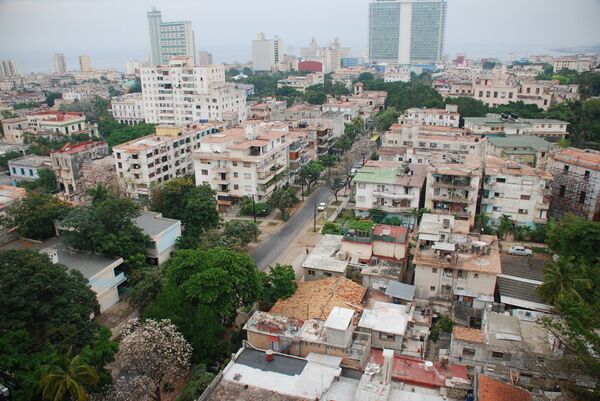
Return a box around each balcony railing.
[431,194,470,203]
[432,180,473,189]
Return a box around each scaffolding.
[547,152,600,221]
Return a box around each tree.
[268,186,298,221]
[475,213,493,234]
[0,250,99,349]
[44,92,62,107]
[223,220,260,246]
[104,123,155,147]
[324,166,346,202]
[298,161,324,193]
[259,264,297,307]
[0,150,22,168]
[175,365,215,401]
[5,192,71,240]
[490,101,544,119]
[496,214,515,240]
[39,349,99,401]
[319,155,339,168]
[305,87,327,105]
[374,108,401,131]
[446,97,489,119]
[537,256,591,305]
[150,178,195,221]
[79,327,118,387]
[129,267,164,313]
[353,138,375,165]
[545,215,600,264]
[115,319,192,401]
[357,72,374,82]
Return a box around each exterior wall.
[303,268,344,281]
[425,171,481,227]
[253,34,275,72]
[1,118,27,144]
[152,222,182,265]
[359,327,403,351]
[89,265,125,313]
[8,163,43,181]
[111,94,146,125]
[413,264,496,300]
[402,108,460,127]
[51,142,110,196]
[354,181,422,215]
[372,240,406,260]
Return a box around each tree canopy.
[268,186,299,221]
[4,192,71,240]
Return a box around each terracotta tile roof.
[478,375,531,401]
[269,277,366,321]
[452,326,486,344]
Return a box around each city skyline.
[1,0,600,72]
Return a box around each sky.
[0,0,599,73]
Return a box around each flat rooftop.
[8,155,51,168]
[486,134,555,150]
[134,211,180,237]
[324,306,354,331]
[352,163,426,187]
[484,155,552,179]
[358,301,411,336]
[302,234,348,273]
[384,280,415,301]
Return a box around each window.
[474,273,479,278]
[491,351,504,359]
[201,169,208,175]
[584,170,590,180]
[232,161,238,166]
[244,173,251,179]
[521,180,533,186]
[492,206,502,212]
[559,185,566,197]
[357,196,366,202]
[324,272,332,277]
[520,194,531,200]
[380,333,398,341]
[563,165,569,173]
[243,162,251,168]
[233,172,238,178]
[579,191,586,204]
[432,268,438,274]
[496,178,506,183]
[518,209,528,215]
[462,348,476,357]
[234,184,239,190]
[307,270,315,276]
[28,169,34,176]
[244,185,252,191]
[358,183,366,189]
[430,286,436,292]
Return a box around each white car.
[317,202,328,212]
[507,246,533,256]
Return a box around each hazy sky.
[1,0,599,72]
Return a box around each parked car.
[317,202,328,212]
[507,246,533,256]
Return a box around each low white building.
[464,115,569,142]
[110,93,145,125]
[400,104,460,128]
[384,64,411,83]
[8,155,52,181]
[113,124,222,199]
[482,156,552,227]
[277,73,324,94]
[134,211,182,265]
[303,234,348,281]
[358,301,412,351]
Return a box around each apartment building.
[0,116,27,144]
[252,32,284,72]
[113,124,222,199]
[54,53,67,74]
[192,122,290,209]
[464,115,569,142]
[332,67,375,89]
[413,214,501,303]
[322,100,360,122]
[271,104,346,145]
[352,160,426,225]
[482,156,552,227]
[425,158,483,227]
[485,135,556,169]
[147,8,195,66]
[383,64,411,83]
[547,148,600,221]
[141,57,246,125]
[346,83,387,118]
[399,104,460,127]
[8,155,52,181]
[277,73,324,94]
[51,141,110,196]
[299,37,351,74]
[552,55,595,73]
[2,111,99,145]
[288,128,317,180]
[0,60,18,78]
[110,93,145,125]
[79,55,91,72]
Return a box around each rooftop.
[52,141,107,155]
[0,185,27,211]
[551,148,600,170]
[28,111,85,122]
[486,134,555,150]
[244,311,304,337]
[373,225,408,244]
[358,301,411,336]
[477,375,531,401]
[352,162,426,187]
[324,306,354,331]
[133,211,181,237]
[484,155,553,179]
[302,234,348,273]
[8,155,51,168]
[270,277,366,321]
[384,280,415,302]
[452,326,486,344]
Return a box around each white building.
[384,64,411,83]
[141,57,246,125]
[482,156,552,227]
[113,124,222,199]
[134,211,182,265]
[300,37,351,74]
[552,55,595,73]
[54,53,67,74]
[147,8,195,66]
[252,32,283,72]
[110,93,146,125]
[277,73,324,94]
[193,121,290,208]
[400,104,460,128]
[79,55,91,72]
[464,115,569,143]
[126,59,142,75]
[8,155,52,181]
[0,60,18,77]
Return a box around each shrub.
[322,222,342,235]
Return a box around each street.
[252,185,331,270]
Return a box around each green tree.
[537,256,591,305]
[44,92,63,107]
[445,97,489,118]
[259,264,297,307]
[490,101,544,119]
[374,108,401,131]
[78,327,118,387]
[39,350,99,401]
[5,192,71,240]
[305,87,327,105]
[37,168,58,193]
[175,365,215,401]
[268,186,298,221]
[223,220,260,246]
[357,72,374,82]
[129,267,164,313]
[104,123,156,147]
[324,166,346,202]
[298,161,324,193]
[0,150,22,168]
[496,214,515,240]
[319,155,339,168]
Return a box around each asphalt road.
[252,185,332,270]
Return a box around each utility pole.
[252,194,257,223]
[313,202,317,232]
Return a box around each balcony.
[431,194,470,204]
[257,171,275,184]
[373,191,413,200]
[432,207,471,218]
[432,178,473,188]
[213,166,230,173]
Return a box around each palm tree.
[39,349,99,401]
[496,214,515,240]
[537,256,592,305]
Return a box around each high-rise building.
[368,0,447,65]
[0,60,18,77]
[141,57,247,126]
[79,55,91,72]
[198,51,213,66]
[126,59,142,75]
[147,8,196,66]
[299,37,351,73]
[54,53,67,73]
[252,33,284,72]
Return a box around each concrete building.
[53,53,67,74]
[552,55,595,73]
[51,141,110,196]
[346,82,387,118]
[400,104,459,127]
[288,128,317,181]
[141,57,246,125]
[300,37,351,74]
[277,73,324,94]
[0,60,18,77]
[464,115,569,142]
[425,158,483,227]
[79,55,91,72]
[413,214,501,302]
[1,116,28,144]
[352,160,426,224]
[8,155,52,181]
[134,211,181,265]
[0,186,27,245]
[482,156,552,227]
[147,8,195,66]
[25,111,98,141]
[547,148,600,221]
[303,234,348,281]
[41,238,125,314]
[252,32,283,72]
[198,50,213,66]
[368,0,447,65]
[341,224,410,269]
[126,59,142,75]
[384,64,411,83]
[449,310,563,386]
[192,122,290,208]
[110,93,145,125]
[113,124,222,199]
[497,255,552,313]
[322,99,360,122]
[358,301,412,351]
[484,135,556,169]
